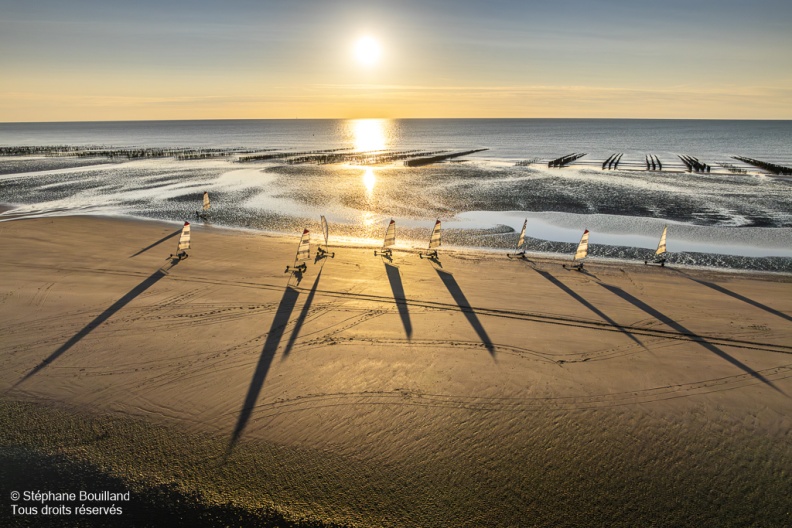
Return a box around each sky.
[1,0,791,121]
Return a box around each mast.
[375,219,396,257]
[574,229,589,261]
[317,215,335,258]
[420,219,441,259]
[656,225,667,256]
[178,222,191,252]
[296,229,310,261]
[428,220,441,249]
[645,225,669,267]
[507,218,528,259]
[516,218,527,251]
[383,219,396,248]
[286,229,310,273]
[168,221,191,260]
[321,215,329,247]
[563,229,589,270]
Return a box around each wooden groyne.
[717,162,747,174]
[549,153,586,168]
[237,148,351,163]
[0,145,261,160]
[288,149,447,165]
[0,146,86,156]
[239,148,458,166]
[601,153,623,170]
[177,149,263,160]
[678,155,710,173]
[733,156,792,176]
[645,154,662,171]
[0,146,190,158]
[0,144,487,167]
[75,147,228,159]
[404,148,488,167]
[244,147,484,166]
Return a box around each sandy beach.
[2,215,791,527]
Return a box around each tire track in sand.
[225,362,792,419]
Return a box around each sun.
[354,36,381,66]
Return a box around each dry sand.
[1,215,791,527]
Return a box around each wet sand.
[1,215,791,527]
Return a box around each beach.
[1,214,791,526]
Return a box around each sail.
[296,229,310,261]
[321,215,329,246]
[202,192,210,211]
[516,219,527,250]
[428,220,442,249]
[656,225,667,256]
[574,229,589,261]
[177,222,191,251]
[383,219,396,248]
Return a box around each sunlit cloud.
[2,83,791,121]
[306,84,792,119]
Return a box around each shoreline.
[2,214,791,526]
[1,205,790,278]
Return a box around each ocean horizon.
[2,118,792,161]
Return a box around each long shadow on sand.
[535,270,644,348]
[435,269,495,357]
[685,276,792,324]
[599,283,786,396]
[228,287,300,453]
[283,270,322,358]
[129,229,183,258]
[385,263,412,339]
[12,262,178,390]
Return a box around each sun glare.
[354,36,381,66]
[351,119,388,152]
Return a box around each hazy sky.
[2,0,791,121]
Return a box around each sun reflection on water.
[349,119,390,152]
[362,167,376,196]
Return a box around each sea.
[1,119,791,272]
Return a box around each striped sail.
[177,222,191,250]
[574,229,589,261]
[202,192,210,211]
[296,229,310,261]
[428,220,442,249]
[656,225,668,256]
[321,215,329,246]
[383,219,396,248]
[516,219,527,250]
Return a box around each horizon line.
[3,117,792,125]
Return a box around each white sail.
[296,229,310,261]
[321,215,329,246]
[202,192,210,211]
[177,222,191,251]
[656,225,667,256]
[574,229,589,261]
[383,219,396,248]
[516,218,527,250]
[428,220,442,249]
